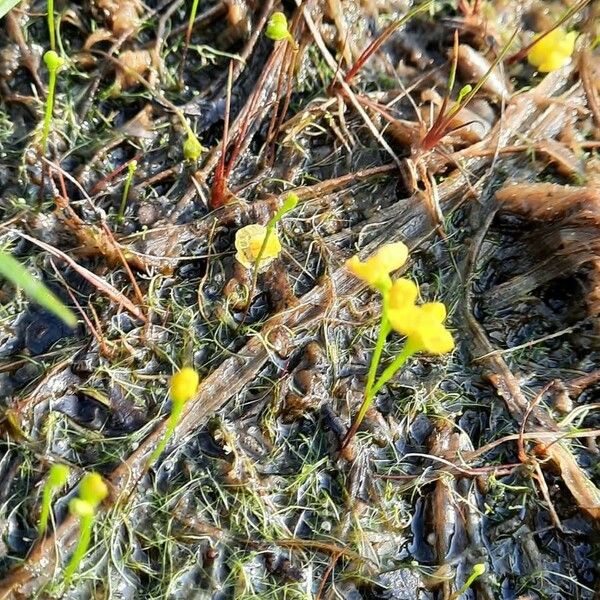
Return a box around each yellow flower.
[170,367,199,405]
[527,28,577,72]
[69,498,95,518]
[79,473,108,507]
[388,300,454,355]
[235,224,282,271]
[346,242,409,291]
[389,278,419,310]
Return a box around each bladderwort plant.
[38,463,69,536]
[236,192,299,324]
[117,159,137,223]
[64,472,108,584]
[148,367,200,466]
[341,242,455,449]
[41,50,64,154]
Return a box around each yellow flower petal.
[414,322,455,355]
[69,498,95,518]
[79,473,108,507]
[170,367,199,405]
[420,302,446,323]
[389,278,419,310]
[346,242,409,291]
[527,28,576,72]
[235,224,282,270]
[373,242,409,273]
[387,304,422,338]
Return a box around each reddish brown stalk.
[210,61,234,209]
[15,232,147,322]
[518,381,555,464]
[265,42,297,164]
[50,261,113,358]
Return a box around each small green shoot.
[179,0,201,83]
[450,563,486,599]
[256,192,299,270]
[38,463,69,536]
[148,368,200,466]
[419,29,515,153]
[41,50,64,154]
[0,249,77,327]
[64,473,108,584]
[117,160,137,223]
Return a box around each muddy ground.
[0,0,599,598]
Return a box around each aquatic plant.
[64,473,108,584]
[41,50,64,154]
[38,463,69,536]
[117,160,137,223]
[179,0,200,82]
[527,28,577,72]
[148,367,200,466]
[342,244,454,448]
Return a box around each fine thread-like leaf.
[0,249,77,327]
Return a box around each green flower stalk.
[38,463,69,536]
[450,563,486,600]
[41,50,64,154]
[117,160,137,223]
[148,368,200,466]
[47,0,56,50]
[64,473,108,584]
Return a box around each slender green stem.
[369,338,419,399]
[364,297,391,402]
[47,0,55,51]
[148,402,184,466]
[42,68,57,153]
[64,514,93,584]
[117,160,137,223]
[38,486,53,536]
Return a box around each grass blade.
[0,250,77,327]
